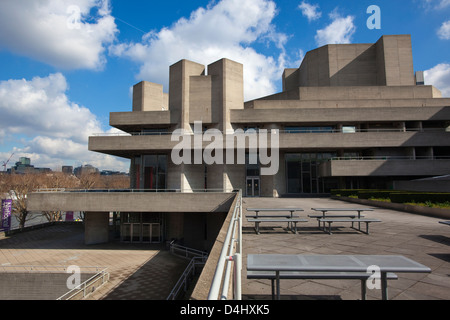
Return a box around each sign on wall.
[1,199,12,231]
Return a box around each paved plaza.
[242,197,450,300]
[0,197,449,300]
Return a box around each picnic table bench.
[247,218,308,234]
[247,254,431,300]
[246,208,304,218]
[309,208,378,234]
[246,208,305,234]
[247,270,398,300]
[319,218,381,235]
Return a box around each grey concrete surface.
[241,197,450,300]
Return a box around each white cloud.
[0,0,118,70]
[424,63,450,97]
[109,0,289,101]
[438,21,450,40]
[298,1,322,22]
[0,74,129,172]
[315,11,356,47]
[421,0,450,9]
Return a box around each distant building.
[62,166,73,175]
[74,164,99,177]
[9,157,51,174]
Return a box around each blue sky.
[0,0,449,172]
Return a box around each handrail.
[207,190,242,300]
[166,256,207,300]
[167,242,208,300]
[170,242,209,260]
[34,188,238,193]
[329,156,450,161]
[92,127,450,137]
[57,269,110,300]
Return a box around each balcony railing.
[91,127,450,137]
[329,156,450,161]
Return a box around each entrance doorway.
[121,212,162,243]
[246,177,260,197]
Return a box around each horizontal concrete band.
[27,192,236,213]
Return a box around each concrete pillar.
[84,212,109,245]
[169,60,206,132]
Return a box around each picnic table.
[309,208,378,234]
[246,208,305,234]
[247,254,431,300]
[246,208,304,219]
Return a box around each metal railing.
[167,242,209,300]
[169,242,209,260]
[34,188,237,193]
[166,256,208,300]
[92,127,450,137]
[329,156,450,161]
[57,268,110,300]
[0,265,109,300]
[207,189,243,300]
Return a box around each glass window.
[342,126,356,133]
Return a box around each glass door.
[151,224,161,243]
[132,223,141,242]
[246,177,260,197]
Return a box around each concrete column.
[84,212,109,245]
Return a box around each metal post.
[234,253,242,300]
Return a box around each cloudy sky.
[0,0,449,172]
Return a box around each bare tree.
[6,174,41,229]
[39,172,79,222]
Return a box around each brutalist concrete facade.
[28,34,450,247]
[90,34,450,197]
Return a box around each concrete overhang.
[319,159,450,177]
[230,106,450,124]
[110,111,174,131]
[27,192,237,213]
[89,131,450,157]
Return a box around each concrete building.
[89,34,450,197]
[28,34,450,248]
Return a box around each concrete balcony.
[278,131,450,149]
[109,111,173,131]
[89,130,450,157]
[319,159,450,177]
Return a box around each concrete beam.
[27,192,236,213]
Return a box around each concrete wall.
[320,159,450,177]
[285,35,415,89]
[0,272,95,300]
[27,192,236,213]
[85,212,109,245]
[231,106,450,124]
[133,81,168,112]
[169,59,206,131]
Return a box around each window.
[136,155,167,190]
[285,126,333,133]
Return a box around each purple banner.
[65,211,74,221]
[1,199,12,231]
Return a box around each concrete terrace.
[0,196,449,300]
[241,197,450,300]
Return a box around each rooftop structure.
[89,34,450,197]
